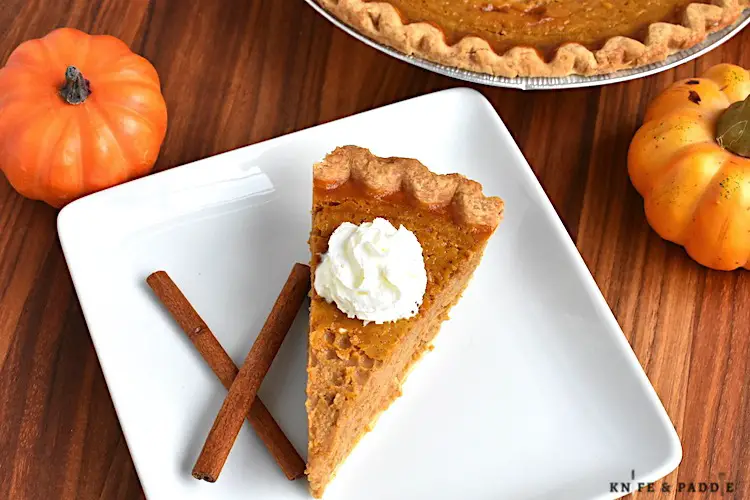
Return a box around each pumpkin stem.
[716,95,750,158]
[60,66,90,105]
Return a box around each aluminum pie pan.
[304,0,750,90]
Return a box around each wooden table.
[0,1,747,499]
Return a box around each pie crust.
[314,145,504,230]
[315,0,749,77]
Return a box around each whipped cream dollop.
[314,218,427,324]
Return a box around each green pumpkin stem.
[59,66,90,105]
[716,95,750,158]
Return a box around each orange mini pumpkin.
[628,64,750,270]
[0,28,168,207]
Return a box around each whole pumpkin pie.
[305,146,503,497]
[314,0,749,77]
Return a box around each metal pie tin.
[304,1,750,90]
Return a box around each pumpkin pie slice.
[305,146,503,497]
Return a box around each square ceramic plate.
[58,88,681,500]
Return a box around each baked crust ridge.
[315,0,748,77]
[313,146,504,230]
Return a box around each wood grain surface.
[0,1,747,499]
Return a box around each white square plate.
[58,88,681,500]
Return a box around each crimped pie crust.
[315,0,749,77]
[313,146,504,229]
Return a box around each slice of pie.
[315,0,748,77]
[305,146,503,497]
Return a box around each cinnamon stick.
[191,263,311,483]
[146,270,307,481]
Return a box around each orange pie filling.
[307,180,494,497]
[374,0,703,59]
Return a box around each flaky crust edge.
[313,146,504,230]
[315,0,749,78]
